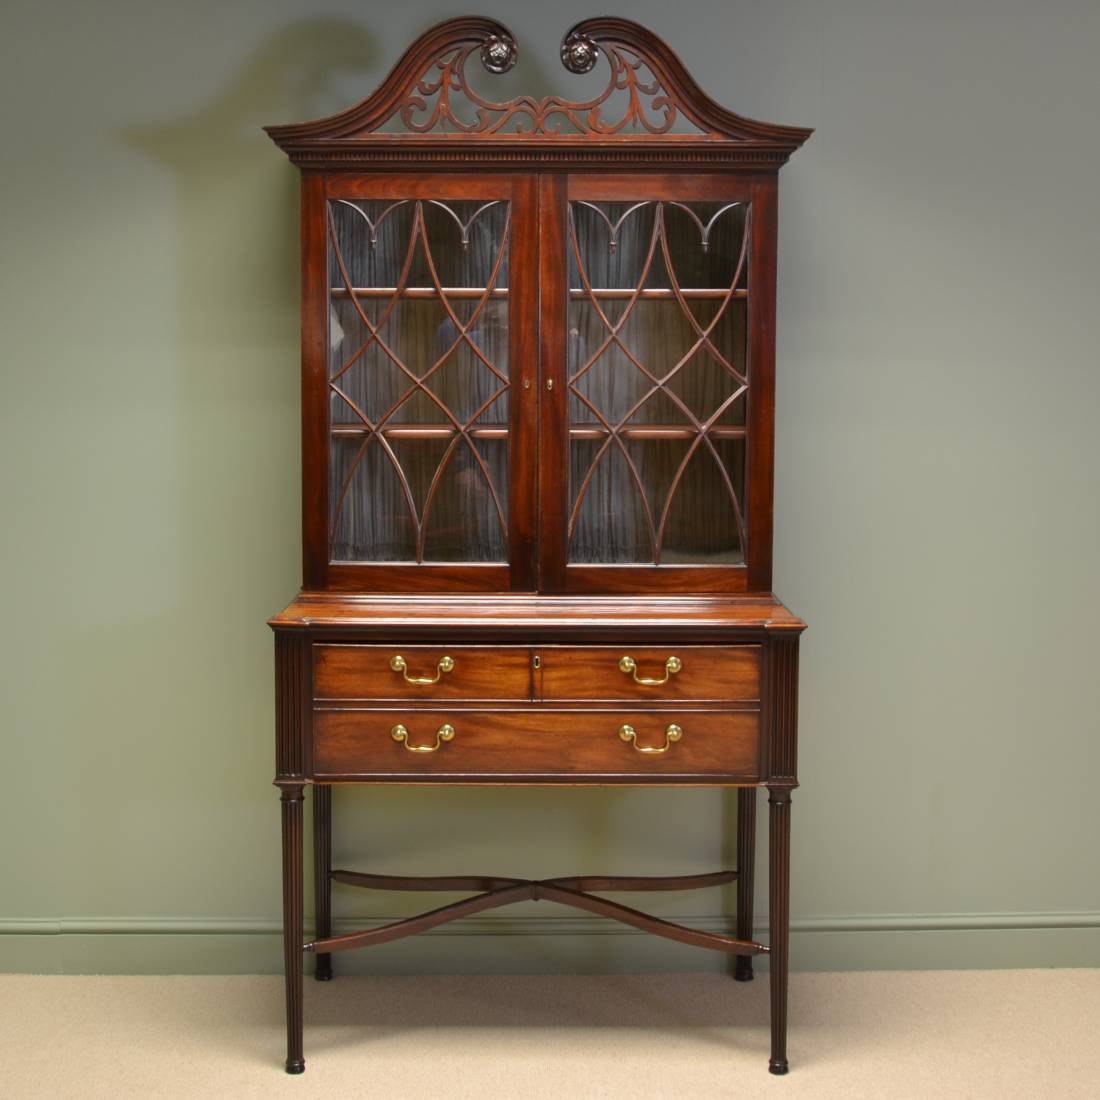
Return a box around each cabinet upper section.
[267,19,809,598]
[265,17,812,170]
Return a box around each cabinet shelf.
[332,287,509,300]
[331,423,510,439]
[569,424,747,440]
[331,287,747,301]
[331,423,747,441]
[569,288,748,301]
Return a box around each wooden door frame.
[536,171,778,595]
[303,172,539,592]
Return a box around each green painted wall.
[2,0,1098,974]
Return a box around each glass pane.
[327,198,510,563]
[568,200,749,566]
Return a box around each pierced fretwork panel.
[373,36,709,137]
[328,199,510,563]
[567,200,749,566]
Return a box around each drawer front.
[313,708,760,780]
[314,645,531,702]
[538,646,760,702]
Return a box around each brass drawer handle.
[390,654,454,685]
[618,723,683,754]
[618,655,682,686]
[391,723,455,753]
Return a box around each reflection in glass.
[568,200,749,566]
[327,199,510,563]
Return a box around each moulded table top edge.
[268,592,807,633]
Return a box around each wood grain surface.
[313,707,760,781]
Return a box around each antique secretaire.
[266,16,810,1075]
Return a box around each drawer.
[313,645,531,702]
[538,646,760,702]
[313,708,760,780]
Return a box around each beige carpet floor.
[2,970,1098,1099]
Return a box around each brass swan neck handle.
[391,723,456,752]
[618,655,682,686]
[390,654,455,685]
[619,723,683,754]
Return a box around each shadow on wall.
[114,20,384,648]
[55,21,386,904]
[124,18,384,379]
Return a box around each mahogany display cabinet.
[266,16,810,1075]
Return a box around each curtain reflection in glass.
[568,200,749,565]
[327,199,510,562]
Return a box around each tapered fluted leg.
[734,786,757,981]
[313,785,333,981]
[768,786,793,1074]
[280,784,306,1074]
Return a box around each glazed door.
[538,175,776,594]
[307,175,538,591]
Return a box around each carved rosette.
[560,31,599,74]
[480,33,517,75]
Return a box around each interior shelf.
[331,287,748,300]
[331,424,509,439]
[331,423,747,440]
[568,424,747,440]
